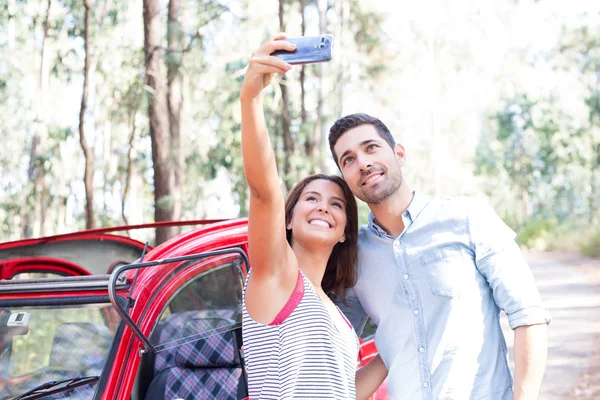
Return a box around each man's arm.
[356,354,387,400]
[468,198,551,398]
[513,323,548,400]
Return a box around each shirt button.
[394,241,400,247]
[403,274,409,280]
[419,347,425,353]
[414,309,420,315]
[423,382,429,388]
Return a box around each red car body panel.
[1,256,92,278]
[0,232,149,277]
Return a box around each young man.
[330,113,550,400]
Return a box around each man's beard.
[356,166,403,204]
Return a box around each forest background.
[1,0,599,255]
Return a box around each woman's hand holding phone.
[240,33,296,102]
[271,35,333,65]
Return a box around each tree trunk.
[56,153,67,234]
[315,0,328,172]
[168,0,183,228]
[101,120,111,219]
[122,112,137,226]
[334,0,348,118]
[22,136,40,238]
[427,15,441,196]
[39,173,48,236]
[299,0,310,168]
[22,0,52,238]
[144,0,176,244]
[79,0,95,229]
[590,142,599,226]
[279,0,293,191]
[521,186,529,224]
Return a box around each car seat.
[143,311,247,400]
[46,322,112,399]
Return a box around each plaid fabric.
[175,319,238,368]
[151,310,243,399]
[164,367,242,400]
[41,323,111,399]
[0,345,11,396]
[154,310,237,372]
[49,322,112,375]
[154,312,192,373]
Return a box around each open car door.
[106,247,249,400]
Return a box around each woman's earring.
[339,236,345,243]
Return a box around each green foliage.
[2,0,599,260]
[477,81,599,256]
[580,228,600,258]
[513,215,559,249]
[0,0,395,239]
[200,59,249,215]
[508,215,587,254]
[357,199,371,227]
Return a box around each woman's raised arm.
[240,34,297,281]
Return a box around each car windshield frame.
[0,293,127,400]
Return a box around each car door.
[107,248,248,400]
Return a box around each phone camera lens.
[319,43,325,48]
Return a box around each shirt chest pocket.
[420,245,468,297]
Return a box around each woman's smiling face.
[287,179,348,247]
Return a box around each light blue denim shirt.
[339,191,551,400]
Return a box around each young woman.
[240,34,387,400]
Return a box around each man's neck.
[369,183,414,238]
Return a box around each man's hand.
[513,323,548,400]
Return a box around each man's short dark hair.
[328,113,396,166]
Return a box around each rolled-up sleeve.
[335,286,369,336]
[468,199,551,329]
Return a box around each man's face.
[333,124,405,204]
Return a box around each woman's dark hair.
[284,174,358,302]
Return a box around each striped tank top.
[242,269,359,399]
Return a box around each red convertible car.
[0,219,387,399]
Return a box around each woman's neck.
[291,241,331,286]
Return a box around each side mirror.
[0,312,30,336]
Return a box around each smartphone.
[271,35,333,65]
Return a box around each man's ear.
[394,143,406,166]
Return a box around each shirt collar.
[368,191,431,237]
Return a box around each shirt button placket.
[395,236,431,398]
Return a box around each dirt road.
[501,252,600,399]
